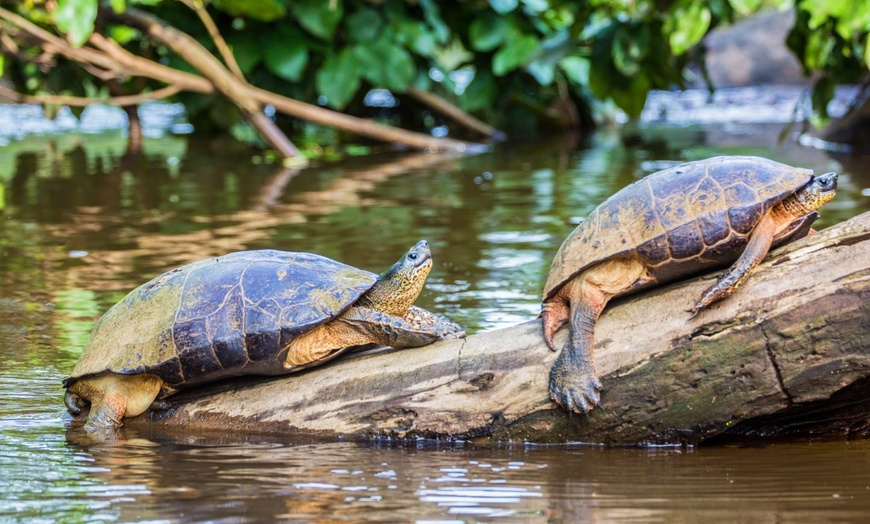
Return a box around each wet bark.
[135,211,870,445]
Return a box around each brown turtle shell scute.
[543,156,813,301]
[64,250,378,389]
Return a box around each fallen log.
[135,211,870,445]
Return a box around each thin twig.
[179,0,245,81]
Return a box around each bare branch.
[408,87,507,141]
[0,84,183,106]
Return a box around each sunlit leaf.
[728,0,763,16]
[110,0,126,13]
[559,56,590,86]
[107,24,139,45]
[666,1,711,55]
[53,0,98,48]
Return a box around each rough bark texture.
[133,212,870,445]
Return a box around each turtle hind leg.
[691,213,776,318]
[64,389,86,416]
[68,374,164,430]
[549,258,647,413]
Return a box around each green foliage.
[5,0,868,144]
[787,0,870,125]
[53,0,98,47]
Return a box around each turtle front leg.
[403,306,465,339]
[341,306,462,349]
[691,213,776,318]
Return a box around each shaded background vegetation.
[0,0,867,155]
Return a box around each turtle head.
[362,240,433,316]
[788,172,838,214]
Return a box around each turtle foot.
[549,350,603,414]
[437,319,466,340]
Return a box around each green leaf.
[226,31,262,74]
[213,0,286,22]
[612,25,647,77]
[399,20,437,56]
[526,60,554,85]
[492,34,538,76]
[107,25,139,45]
[316,49,361,109]
[666,1,711,55]
[295,0,343,40]
[110,0,126,13]
[461,69,496,112]
[559,56,590,86]
[352,39,415,92]
[54,0,98,48]
[810,75,835,122]
[469,15,509,52]
[610,72,650,118]
[262,30,308,82]
[728,0,763,16]
[489,0,519,14]
[865,33,870,70]
[346,7,381,43]
[419,0,450,44]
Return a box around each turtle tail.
[64,389,86,416]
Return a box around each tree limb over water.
[135,212,870,445]
[0,6,486,157]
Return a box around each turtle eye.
[408,253,418,261]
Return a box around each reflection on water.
[1,105,869,521]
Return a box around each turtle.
[541,155,838,414]
[64,240,465,429]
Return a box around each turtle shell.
[65,250,378,389]
[543,156,814,300]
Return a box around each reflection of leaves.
[53,289,101,356]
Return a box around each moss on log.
[133,211,870,445]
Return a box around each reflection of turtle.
[542,156,838,413]
[64,240,464,429]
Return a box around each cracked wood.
[132,211,870,445]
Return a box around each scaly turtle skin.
[541,156,838,414]
[64,240,464,429]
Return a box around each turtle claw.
[549,354,603,415]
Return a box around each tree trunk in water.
[133,211,870,445]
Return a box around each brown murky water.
[2,98,870,521]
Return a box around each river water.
[1,94,870,522]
